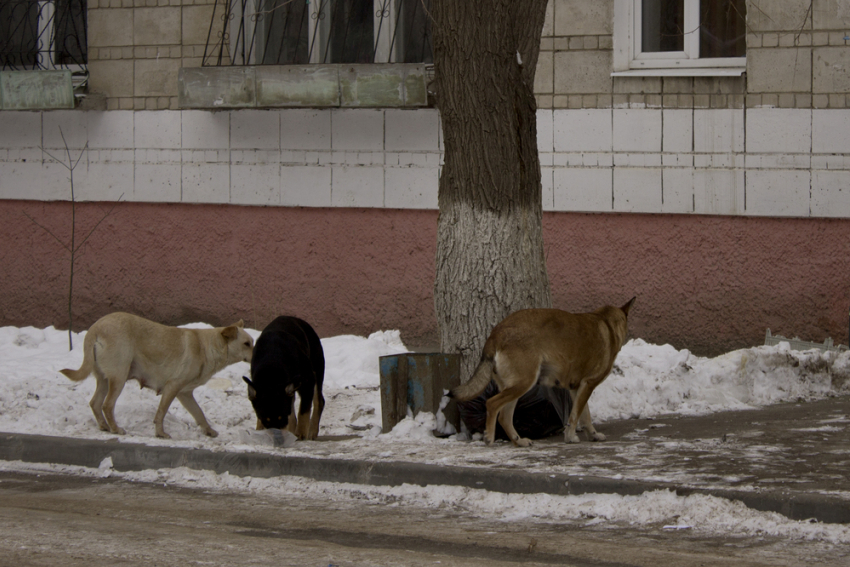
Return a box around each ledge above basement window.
[613,0,746,77]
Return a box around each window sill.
[178,64,432,110]
[612,68,746,77]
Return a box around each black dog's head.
[243,375,300,429]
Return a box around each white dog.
[61,312,253,439]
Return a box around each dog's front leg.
[578,401,605,441]
[153,383,181,439]
[177,391,218,438]
[565,382,594,444]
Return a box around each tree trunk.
[432,0,552,381]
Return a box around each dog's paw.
[156,431,172,440]
[112,427,126,435]
[205,428,219,438]
[590,432,606,442]
[513,437,533,448]
[565,432,581,444]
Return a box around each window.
[223,0,432,66]
[613,0,746,75]
[0,0,87,70]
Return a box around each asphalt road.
[0,469,847,567]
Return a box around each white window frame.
[613,0,746,77]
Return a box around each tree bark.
[432,0,552,380]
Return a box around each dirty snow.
[1,323,850,543]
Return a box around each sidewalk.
[1,395,849,524]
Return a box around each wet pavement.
[1,395,849,523]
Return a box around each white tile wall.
[331,166,384,207]
[536,109,554,153]
[281,166,332,207]
[231,110,280,150]
[1,108,848,219]
[613,109,662,153]
[662,109,693,153]
[135,111,182,149]
[811,170,850,217]
[182,163,230,204]
[230,163,280,206]
[385,166,439,209]
[614,167,662,212]
[0,112,41,148]
[693,169,745,215]
[553,167,612,212]
[694,109,744,154]
[385,109,440,152]
[134,163,181,202]
[42,110,87,150]
[182,111,230,150]
[746,170,811,217]
[812,110,850,154]
[78,162,132,202]
[331,109,384,151]
[541,166,555,211]
[661,167,694,213]
[746,109,811,154]
[87,111,134,149]
[554,109,611,152]
[281,110,332,151]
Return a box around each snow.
[1,323,850,544]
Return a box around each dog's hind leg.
[483,385,529,446]
[89,370,110,432]
[565,382,599,443]
[308,385,325,440]
[177,391,218,438]
[497,397,532,447]
[101,377,127,435]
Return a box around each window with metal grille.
[0,0,87,70]
[205,0,432,66]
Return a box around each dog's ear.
[620,296,636,317]
[243,377,257,400]
[235,319,244,328]
[221,324,239,341]
[285,383,297,396]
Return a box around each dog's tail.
[450,355,495,401]
[59,330,96,382]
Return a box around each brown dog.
[60,312,254,439]
[452,298,635,446]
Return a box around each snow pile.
[595,339,848,421]
[0,325,847,444]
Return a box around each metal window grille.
[0,0,87,71]
[203,0,432,66]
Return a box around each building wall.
[2,1,850,352]
[2,108,848,218]
[2,200,848,355]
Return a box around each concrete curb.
[2,432,848,524]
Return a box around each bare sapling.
[23,127,123,350]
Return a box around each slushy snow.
[1,323,849,544]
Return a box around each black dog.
[243,316,325,440]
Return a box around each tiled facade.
[3,105,849,218]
